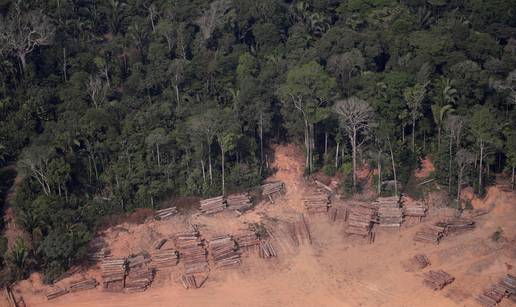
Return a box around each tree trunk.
[401,125,405,143]
[377,150,382,194]
[175,85,180,105]
[259,113,264,175]
[63,48,68,81]
[201,159,206,183]
[19,52,27,73]
[457,167,463,203]
[221,147,225,195]
[448,134,453,192]
[335,142,339,168]
[304,120,310,172]
[351,128,357,191]
[437,125,441,153]
[512,166,515,190]
[310,123,315,172]
[478,140,484,194]
[324,131,328,159]
[208,145,213,184]
[156,143,161,168]
[412,117,416,151]
[387,137,398,196]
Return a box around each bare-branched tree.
[455,148,474,204]
[195,0,232,40]
[334,97,374,191]
[0,4,55,72]
[86,74,110,109]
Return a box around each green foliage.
[491,227,504,242]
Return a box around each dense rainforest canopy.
[0,0,515,284]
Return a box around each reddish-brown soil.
[415,157,435,179]
[2,145,516,307]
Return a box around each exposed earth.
[2,144,515,307]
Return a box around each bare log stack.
[404,254,431,271]
[124,267,154,292]
[69,278,97,293]
[226,193,253,211]
[155,206,178,220]
[476,274,516,306]
[151,248,179,269]
[303,193,331,213]
[89,247,109,262]
[423,270,455,290]
[234,230,260,251]
[413,225,445,244]
[401,198,426,223]
[259,240,277,258]
[200,196,226,214]
[208,235,241,269]
[101,257,127,292]
[45,286,69,300]
[127,253,151,269]
[346,205,377,238]
[436,218,475,236]
[261,181,285,203]
[174,230,209,274]
[375,196,403,227]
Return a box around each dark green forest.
[0,0,515,284]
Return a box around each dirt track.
[4,144,516,307]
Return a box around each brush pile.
[155,206,178,220]
[375,196,403,227]
[101,257,127,292]
[413,225,445,244]
[200,196,226,214]
[423,270,455,290]
[226,193,253,211]
[208,235,241,269]
[174,229,209,274]
[303,192,331,213]
[261,181,285,203]
[69,278,97,293]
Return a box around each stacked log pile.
[476,274,516,306]
[226,193,253,211]
[127,253,151,269]
[423,270,455,290]
[402,198,426,223]
[150,248,179,269]
[436,218,475,236]
[208,235,241,269]
[346,205,377,239]
[261,181,285,203]
[234,230,260,251]
[69,278,97,293]
[375,196,403,227]
[155,206,178,220]
[413,225,445,244]
[174,230,209,274]
[101,257,127,292]
[45,286,69,300]
[181,274,208,289]
[124,267,154,292]
[200,196,226,214]
[303,193,331,213]
[288,216,312,246]
[403,254,431,271]
[259,240,277,258]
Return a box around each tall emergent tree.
[334,97,374,191]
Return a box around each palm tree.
[6,238,33,280]
[431,77,457,152]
